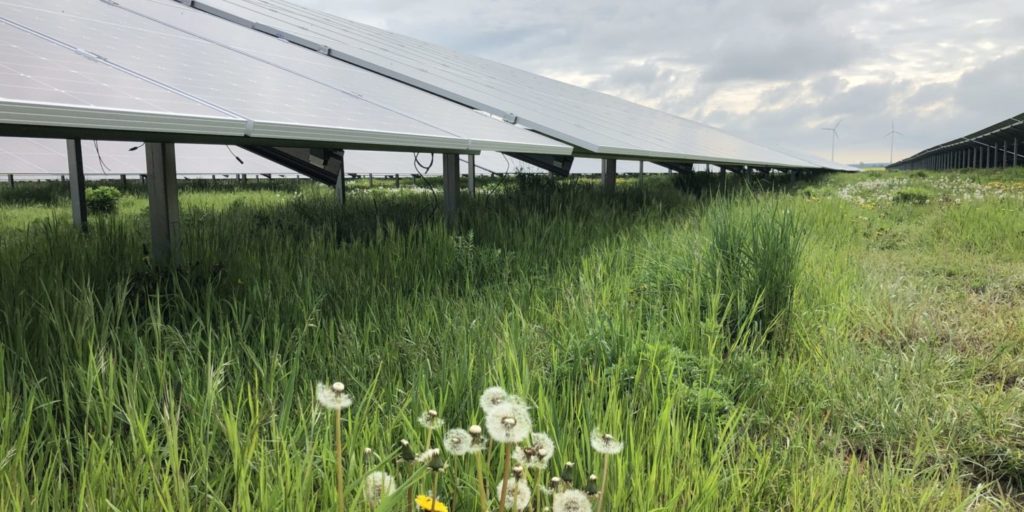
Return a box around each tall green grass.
[1,172,1022,510]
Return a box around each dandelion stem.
[498,444,512,508]
[597,454,610,512]
[334,409,346,512]
[475,451,488,512]
[532,467,542,512]
[430,471,440,512]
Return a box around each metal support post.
[1014,138,1018,168]
[1003,141,1008,168]
[467,154,476,197]
[144,143,181,267]
[66,139,88,231]
[601,158,617,193]
[442,153,459,227]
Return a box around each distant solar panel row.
[890,113,1023,171]
[182,0,854,171]
[0,0,571,155]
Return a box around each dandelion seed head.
[513,432,555,469]
[486,402,532,443]
[442,428,472,456]
[418,409,445,430]
[316,381,353,411]
[585,474,599,496]
[416,448,441,464]
[553,489,591,512]
[363,471,396,507]
[479,386,509,412]
[496,478,532,510]
[589,428,623,455]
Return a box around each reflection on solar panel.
[0,0,570,154]
[185,0,849,170]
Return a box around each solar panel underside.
[0,136,664,179]
[0,0,571,154]
[185,0,837,169]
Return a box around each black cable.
[225,145,245,165]
[412,152,440,218]
[93,141,113,175]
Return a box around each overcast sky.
[294,0,1024,164]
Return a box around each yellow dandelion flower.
[415,495,449,512]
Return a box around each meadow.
[1,168,1022,510]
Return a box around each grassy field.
[1,169,1023,510]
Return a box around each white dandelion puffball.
[553,489,592,512]
[513,432,555,468]
[496,478,532,510]
[590,428,624,455]
[316,382,353,411]
[479,386,509,412]
[418,409,445,430]
[363,471,396,506]
[416,448,441,464]
[467,424,488,453]
[443,428,473,456]
[486,403,532,443]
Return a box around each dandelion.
[468,424,489,511]
[316,382,353,512]
[467,424,488,453]
[486,403,532,444]
[589,430,623,512]
[414,495,449,512]
[513,432,555,511]
[418,409,445,431]
[316,381,353,411]
[589,429,623,455]
[553,489,592,512]
[363,447,375,467]
[496,478,532,510]
[585,474,599,496]
[419,450,447,512]
[559,462,576,487]
[396,439,416,464]
[442,428,472,456]
[363,471,396,509]
[479,386,509,412]
[542,476,563,496]
[416,448,441,464]
[513,432,554,469]
[486,402,532,507]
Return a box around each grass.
[1,169,1023,510]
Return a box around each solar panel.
[112,0,570,156]
[0,17,246,136]
[0,0,571,155]
[184,0,839,169]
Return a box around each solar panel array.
[184,0,852,171]
[889,113,1023,171]
[0,0,570,154]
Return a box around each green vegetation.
[85,185,123,213]
[1,169,1023,510]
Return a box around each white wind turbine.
[821,120,842,162]
[884,120,904,165]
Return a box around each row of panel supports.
[57,144,812,267]
[891,137,1019,171]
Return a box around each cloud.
[292,0,1024,163]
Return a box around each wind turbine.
[884,120,904,164]
[821,120,841,162]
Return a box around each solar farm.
[1,1,1023,510]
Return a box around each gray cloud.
[294,0,1024,163]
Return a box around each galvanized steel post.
[467,154,476,197]
[443,153,459,227]
[144,142,181,267]
[601,158,617,193]
[66,139,88,231]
